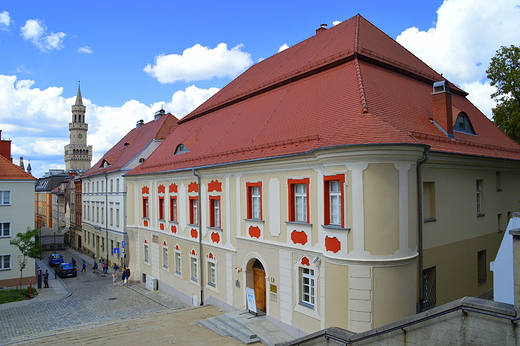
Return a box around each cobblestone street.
[0,249,242,346]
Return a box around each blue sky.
[1,0,519,178]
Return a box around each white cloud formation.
[0,11,11,30]
[78,46,92,54]
[144,43,253,83]
[278,44,289,52]
[396,0,520,118]
[0,74,219,178]
[332,21,341,26]
[20,19,66,51]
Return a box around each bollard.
[37,269,42,289]
[29,279,32,295]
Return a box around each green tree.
[486,45,520,143]
[9,228,44,289]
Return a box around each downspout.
[417,147,429,312]
[193,169,204,306]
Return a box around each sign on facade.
[114,248,119,254]
[245,287,257,314]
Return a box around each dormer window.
[174,144,189,155]
[453,112,475,134]
[101,160,111,168]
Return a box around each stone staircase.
[199,310,294,345]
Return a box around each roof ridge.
[354,60,369,113]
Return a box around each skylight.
[453,112,475,135]
[174,144,189,155]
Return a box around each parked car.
[56,262,77,278]
[48,254,64,267]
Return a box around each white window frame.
[144,244,149,263]
[0,222,11,238]
[251,185,261,219]
[0,190,11,205]
[207,261,216,287]
[294,183,307,222]
[328,180,341,225]
[162,247,169,269]
[0,254,12,270]
[300,267,315,308]
[190,256,198,282]
[175,251,182,275]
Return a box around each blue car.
[56,263,77,278]
[48,254,64,267]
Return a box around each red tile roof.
[0,155,36,180]
[83,112,178,177]
[127,14,520,176]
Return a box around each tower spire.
[75,82,83,106]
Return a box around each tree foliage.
[486,45,520,143]
[9,228,44,289]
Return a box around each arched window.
[453,112,475,134]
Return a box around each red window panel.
[288,178,310,223]
[142,197,149,218]
[209,196,221,228]
[169,196,177,222]
[324,174,345,227]
[189,196,198,225]
[246,182,262,220]
[158,197,165,220]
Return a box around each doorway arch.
[246,258,267,313]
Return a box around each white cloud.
[278,44,289,52]
[78,46,92,54]
[332,21,341,26]
[0,11,12,30]
[396,0,520,118]
[20,19,66,51]
[164,85,220,117]
[144,43,252,83]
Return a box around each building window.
[209,196,221,228]
[111,240,114,254]
[422,266,436,310]
[158,197,165,220]
[163,247,169,269]
[144,244,149,263]
[0,222,11,237]
[189,197,198,225]
[175,251,182,275]
[476,180,484,215]
[453,112,475,134]
[191,257,198,282]
[498,213,504,232]
[300,267,315,308]
[289,178,310,223]
[246,182,262,220]
[0,190,11,205]
[0,254,11,270]
[324,175,345,227]
[110,208,114,226]
[496,172,502,192]
[142,197,149,218]
[116,209,120,227]
[478,250,487,284]
[116,179,119,193]
[423,182,436,221]
[208,261,216,287]
[169,197,178,222]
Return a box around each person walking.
[123,266,131,285]
[71,258,77,267]
[112,272,117,286]
[81,260,86,272]
[44,270,49,288]
[92,260,98,273]
[113,262,119,273]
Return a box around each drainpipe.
[104,172,109,266]
[193,169,204,306]
[417,147,430,312]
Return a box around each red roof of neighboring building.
[127,14,520,176]
[83,111,178,177]
[0,154,36,180]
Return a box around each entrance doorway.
[252,260,266,312]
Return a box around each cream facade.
[124,144,519,335]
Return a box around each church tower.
[64,85,92,172]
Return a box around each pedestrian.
[81,260,86,272]
[112,272,117,286]
[113,262,118,273]
[121,267,125,284]
[92,260,98,273]
[123,266,131,285]
[44,270,49,288]
[71,257,77,267]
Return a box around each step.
[200,316,261,345]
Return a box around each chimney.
[510,228,520,312]
[0,130,13,162]
[136,119,145,128]
[315,24,328,35]
[431,81,453,137]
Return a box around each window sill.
[424,218,437,223]
[285,221,312,226]
[208,226,222,231]
[322,224,350,231]
[168,220,179,224]
[191,278,198,283]
[477,213,485,217]
[187,224,199,227]
[245,218,264,222]
[298,301,315,309]
[208,282,216,288]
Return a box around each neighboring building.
[81,109,178,267]
[35,169,68,231]
[124,15,520,337]
[64,85,92,173]
[69,173,83,250]
[0,131,37,287]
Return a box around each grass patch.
[0,287,39,304]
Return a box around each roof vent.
[154,108,166,120]
[136,119,145,128]
[433,81,449,93]
[315,24,328,35]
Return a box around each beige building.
[123,15,520,337]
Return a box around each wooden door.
[253,268,266,312]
